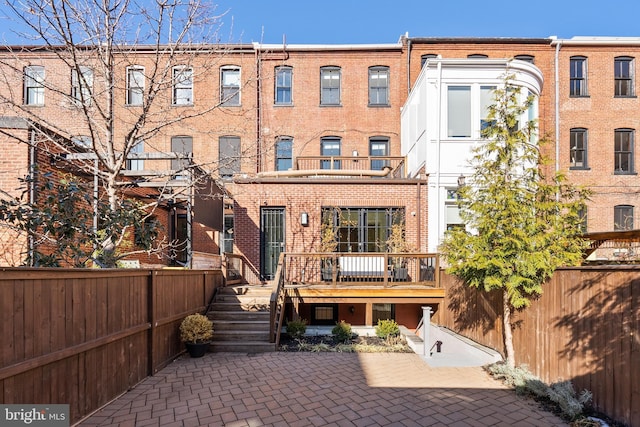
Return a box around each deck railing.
[295,156,406,178]
[283,252,439,287]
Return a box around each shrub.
[375,319,400,339]
[286,318,307,338]
[332,320,352,343]
[486,362,592,421]
[179,314,213,343]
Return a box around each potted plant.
[386,213,412,281]
[179,313,213,357]
[319,209,339,281]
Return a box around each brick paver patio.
[79,352,567,427]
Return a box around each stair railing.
[269,253,287,346]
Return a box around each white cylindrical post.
[421,306,432,357]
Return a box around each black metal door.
[261,207,285,280]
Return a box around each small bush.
[332,320,352,343]
[286,318,307,339]
[179,314,213,343]
[375,319,400,339]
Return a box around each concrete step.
[213,319,271,332]
[212,330,271,342]
[209,341,275,353]
[214,293,272,304]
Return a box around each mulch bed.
[278,334,413,352]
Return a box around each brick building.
[1,35,639,320]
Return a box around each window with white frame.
[24,66,44,105]
[368,66,389,106]
[447,86,471,137]
[220,67,240,106]
[614,205,634,230]
[445,188,464,230]
[614,128,634,174]
[570,128,588,169]
[172,66,193,105]
[126,66,144,106]
[320,66,341,105]
[420,54,439,68]
[570,56,588,97]
[480,85,497,131]
[614,56,634,97]
[275,66,292,105]
[71,66,93,106]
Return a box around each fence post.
[421,306,432,357]
[148,270,157,375]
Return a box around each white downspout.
[435,61,443,253]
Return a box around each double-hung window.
[614,205,634,230]
[570,56,588,97]
[614,129,634,174]
[369,137,389,171]
[614,56,634,96]
[219,136,241,178]
[126,66,144,106]
[172,66,193,105]
[275,137,293,171]
[320,66,341,105]
[127,140,145,171]
[570,128,588,169]
[368,66,389,106]
[71,66,93,106]
[320,137,341,169]
[220,67,240,106]
[24,66,44,106]
[275,66,292,105]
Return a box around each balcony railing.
[283,252,439,288]
[294,156,406,178]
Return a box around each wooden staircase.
[207,285,276,353]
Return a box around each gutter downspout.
[554,39,562,174]
[406,35,412,96]
[435,61,443,253]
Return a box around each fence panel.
[0,268,223,424]
[438,267,640,427]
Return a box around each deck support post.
[421,306,432,357]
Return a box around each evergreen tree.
[440,80,590,367]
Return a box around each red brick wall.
[258,46,405,169]
[0,128,30,265]
[230,178,428,274]
[557,44,640,232]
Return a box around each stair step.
[213,320,271,332]
[214,294,272,304]
[209,341,275,353]
[209,302,270,312]
[208,311,270,321]
[217,286,273,296]
[213,330,271,341]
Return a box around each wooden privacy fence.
[0,268,223,425]
[438,267,640,427]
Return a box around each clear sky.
[1,0,639,45]
[213,0,640,44]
